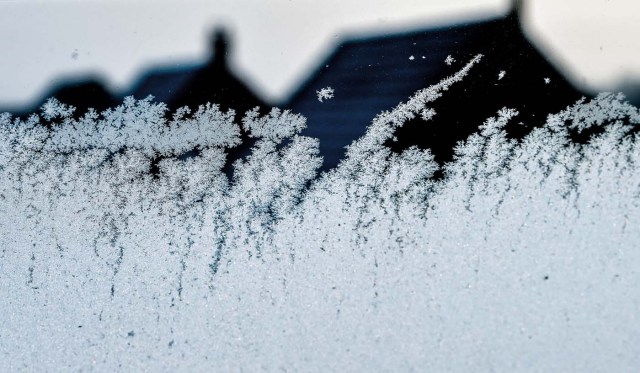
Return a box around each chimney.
[210,28,230,68]
[509,0,525,24]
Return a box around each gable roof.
[3,30,267,121]
[284,10,584,170]
[128,30,266,115]
[129,63,202,106]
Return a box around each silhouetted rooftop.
[3,29,266,120]
[285,5,584,169]
[129,29,266,115]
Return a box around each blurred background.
[0,0,638,110]
[0,0,638,170]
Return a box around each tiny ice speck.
[316,87,335,102]
[409,55,415,60]
[544,77,551,84]
[498,70,506,80]
[445,55,455,65]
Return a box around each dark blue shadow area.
[1,3,604,174]
[283,6,585,170]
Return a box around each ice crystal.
[445,54,455,65]
[1,55,639,372]
[316,86,334,102]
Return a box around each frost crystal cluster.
[316,86,334,102]
[445,54,455,65]
[2,56,640,372]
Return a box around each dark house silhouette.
[4,29,266,122]
[129,29,265,115]
[1,29,267,173]
[127,29,267,169]
[284,0,584,170]
[7,76,118,118]
[1,2,588,174]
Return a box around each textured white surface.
[1,58,639,371]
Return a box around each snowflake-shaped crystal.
[316,87,335,103]
[445,55,455,65]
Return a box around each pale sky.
[0,0,638,107]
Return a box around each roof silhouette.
[284,4,584,170]
[129,29,266,115]
[5,75,118,118]
[127,29,267,173]
[0,4,590,175]
[4,29,266,121]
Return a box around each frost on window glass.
[445,54,456,65]
[316,86,335,102]
[1,55,639,371]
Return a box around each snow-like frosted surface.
[1,56,640,371]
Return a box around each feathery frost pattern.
[1,56,640,371]
[316,86,335,102]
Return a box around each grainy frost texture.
[1,56,640,372]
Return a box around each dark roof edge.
[280,12,509,108]
[1,72,113,116]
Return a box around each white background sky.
[0,0,638,107]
